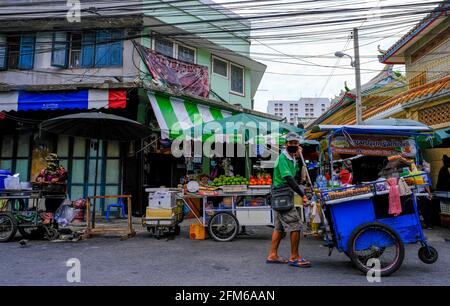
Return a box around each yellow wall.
[423,148,450,189]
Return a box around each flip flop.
[266,257,288,264]
[288,258,312,268]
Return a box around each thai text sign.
[330,135,417,157]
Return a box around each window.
[153,38,196,64]
[7,36,20,69]
[154,38,174,58]
[52,33,68,68]
[0,34,35,70]
[69,33,82,68]
[178,45,195,64]
[230,63,244,95]
[52,30,122,68]
[213,56,228,78]
[94,30,123,67]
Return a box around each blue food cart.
[307,123,439,276]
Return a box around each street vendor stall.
[180,180,273,242]
[0,154,68,242]
[306,122,439,276]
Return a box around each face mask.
[211,161,217,167]
[287,146,298,154]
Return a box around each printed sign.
[136,43,210,98]
[330,135,417,157]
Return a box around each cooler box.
[148,190,176,209]
[0,170,12,191]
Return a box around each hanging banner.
[330,135,417,157]
[136,43,210,98]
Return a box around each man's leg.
[267,230,283,260]
[290,230,301,261]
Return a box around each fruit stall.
[178,173,275,242]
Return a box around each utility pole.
[353,28,363,125]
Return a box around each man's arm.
[284,175,305,197]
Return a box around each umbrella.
[40,112,152,227]
[40,112,152,141]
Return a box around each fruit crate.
[221,185,248,193]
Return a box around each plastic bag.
[4,175,20,190]
[55,200,75,227]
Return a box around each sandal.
[288,258,312,268]
[266,257,288,264]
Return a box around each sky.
[213,0,439,112]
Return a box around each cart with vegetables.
[307,124,439,276]
[180,174,274,242]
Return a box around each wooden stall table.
[83,195,136,240]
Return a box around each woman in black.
[436,155,450,191]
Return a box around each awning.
[0,89,126,113]
[147,92,233,139]
[435,128,450,141]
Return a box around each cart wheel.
[418,246,438,264]
[348,222,404,277]
[44,227,59,241]
[0,213,17,242]
[18,227,44,240]
[208,212,239,242]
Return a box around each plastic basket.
[222,185,248,193]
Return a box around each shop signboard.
[330,135,417,157]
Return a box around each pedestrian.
[209,159,225,179]
[266,132,311,268]
[436,155,450,191]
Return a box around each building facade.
[267,98,331,125]
[0,0,269,214]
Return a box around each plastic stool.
[105,199,126,221]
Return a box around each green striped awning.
[147,92,233,139]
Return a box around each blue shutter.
[51,32,68,68]
[95,31,111,67]
[0,35,6,70]
[18,34,35,70]
[81,32,95,68]
[110,30,123,67]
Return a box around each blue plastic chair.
[105,198,126,221]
